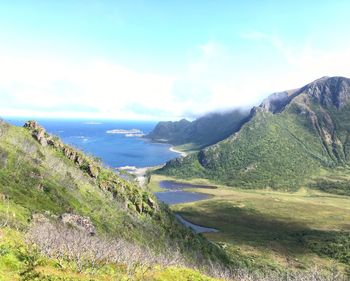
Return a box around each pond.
[154,180,219,233]
[154,180,215,205]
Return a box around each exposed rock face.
[24,121,100,180]
[24,121,49,147]
[260,76,350,114]
[87,164,99,178]
[60,213,96,235]
[147,197,155,209]
[23,121,158,216]
[302,76,350,109]
[75,154,84,165]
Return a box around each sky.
[1,0,350,120]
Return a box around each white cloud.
[0,55,178,120]
[1,36,350,120]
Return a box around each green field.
[149,175,350,273]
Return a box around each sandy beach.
[117,145,186,187]
[169,146,188,157]
[117,166,159,187]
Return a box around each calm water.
[5,118,179,168]
[155,190,210,205]
[155,180,218,233]
[155,180,215,205]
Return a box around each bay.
[6,118,179,168]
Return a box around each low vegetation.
[0,120,230,280]
[159,77,350,193]
[149,174,350,279]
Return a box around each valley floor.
[149,175,350,273]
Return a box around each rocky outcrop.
[261,77,350,114]
[23,121,158,216]
[24,121,100,180]
[302,76,350,109]
[24,120,49,146]
[87,163,99,178]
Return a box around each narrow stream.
[154,180,219,233]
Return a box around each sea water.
[6,118,179,168]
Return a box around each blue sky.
[1,0,350,120]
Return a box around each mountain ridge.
[158,76,350,192]
[146,109,250,150]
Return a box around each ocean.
[5,118,179,168]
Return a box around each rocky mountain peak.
[300,76,350,109]
[259,76,350,115]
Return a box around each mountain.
[146,109,249,150]
[0,120,228,280]
[159,76,350,193]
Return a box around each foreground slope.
[0,120,227,280]
[146,109,249,150]
[159,77,350,191]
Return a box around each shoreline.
[117,165,166,188]
[117,143,187,187]
[142,135,188,157]
[169,146,188,157]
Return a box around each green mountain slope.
[146,109,249,150]
[0,120,228,280]
[159,77,350,192]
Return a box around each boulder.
[87,164,99,178]
[24,121,48,147]
[75,154,84,166]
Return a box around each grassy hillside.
[149,175,350,278]
[159,77,350,192]
[0,120,228,280]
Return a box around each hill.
[0,120,228,280]
[158,76,350,192]
[146,109,249,150]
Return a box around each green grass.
[147,174,217,193]
[0,121,230,280]
[159,92,350,193]
[150,175,350,272]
